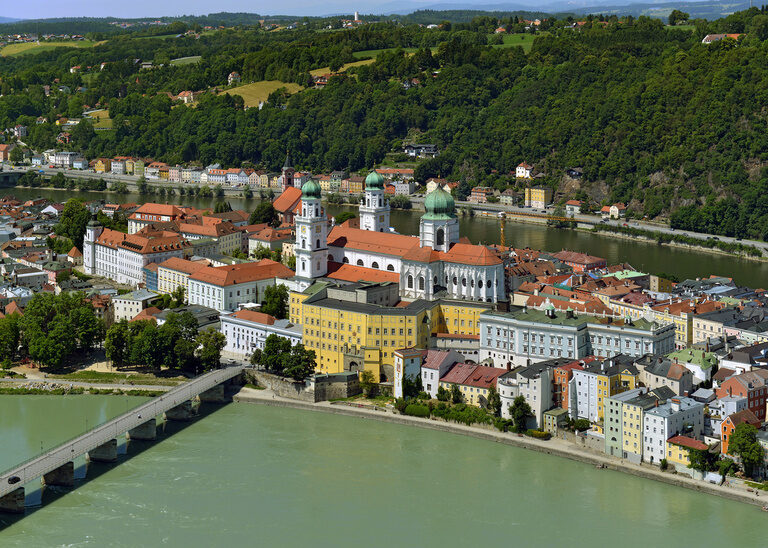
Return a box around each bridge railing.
[0,366,243,498]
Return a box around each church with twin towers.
[286,156,506,303]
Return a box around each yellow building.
[157,257,210,295]
[666,435,708,467]
[438,362,504,407]
[593,364,638,421]
[650,300,726,350]
[524,186,552,209]
[94,158,111,173]
[290,282,490,383]
[348,178,364,194]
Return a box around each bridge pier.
[0,487,25,514]
[128,419,156,441]
[42,461,74,487]
[197,384,226,403]
[165,400,194,421]
[88,439,118,463]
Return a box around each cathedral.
[294,170,506,303]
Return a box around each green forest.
[4,9,768,237]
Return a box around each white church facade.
[293,170,506,303]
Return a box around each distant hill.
[0,17,20,24]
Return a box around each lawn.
[665,24,695,31]
[220,80,304,107]
[85,109,113,129]
[490,33,535,52]
[1,40,102,57]
[49,370,186,386]
[309,58,375,77]
[170,55,202,65]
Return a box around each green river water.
[0,396,765,547]
[6,187,768,288]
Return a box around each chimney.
[655,399,659,407]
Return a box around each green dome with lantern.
[422,187,456,220]
[301,179,321,199]
[365,170,385,190]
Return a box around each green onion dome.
[422,187,456,220]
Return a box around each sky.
[6,0,441,20]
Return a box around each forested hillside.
[3,10,768,237]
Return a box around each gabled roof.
[273,187,303,214]
[724,408,760,427]
[189,259,294,287]
[229,309,276,325]
[326,261,400,284]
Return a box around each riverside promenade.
[232,387,768,510]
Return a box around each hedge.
[525,429,552,440]
[404,403,430,418]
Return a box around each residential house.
[643,397,704,465]
[439,363,505,408]
[498,358,571,428]
[570,355,639,423]
[721,409,760,456]
[113,289,161,322]
[499,189,517,206]
[666,435,709,469]
[552,250,606,272]
[715,369,768,422]
[524,187,552,210]
[634,355,694,396]
[564,200,582,216]
[469,187,493,204]
[516,162,533,179]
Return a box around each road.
[5,163,766,253]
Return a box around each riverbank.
[232,387,767,511]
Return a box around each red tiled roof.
[667,435,707,451]
[131,307,161,323]
[189,259,294,287]
[440,363,503,389]
[326,261,400,283]
[67,246,82,257]
[724,409,760,427]
[229,309,276,325]
[328,225,420,257]
[273,187,303,214]
[553,250,606,265]
[158,257,211,275]
[95,228,189,255]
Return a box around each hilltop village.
[2,157,768,488]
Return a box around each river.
[6,187,768,287]
[0,396,763,547]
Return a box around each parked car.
[7,476,20,485]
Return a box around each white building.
[188,261,294,313]
[127,203,187,234]
[83,217,190,286]
[54,151,82,168]
[516,162,533,179]
[570,355,638,422]
[417,349,464,398]
[498,358,569,428]
[643,397,704,465]
[393,347,424,399]
[113,289,160,322]
[480,305,675,369]
[221,309,302,359]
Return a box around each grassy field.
[665,24,695,31]
[309,58,375,77]
[170,55,202,65]
[85,109,113,129]
[220,80,303,107]
[352,47,419,59]
[0,40,101,57]
[49,370,185,386]
[491,33,535,52]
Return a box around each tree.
[105,320,130,368]
[687,447,717,474]
[728,423,764,477]
[450,383,463,404]
[668,10,689,25]
[573,418,591,431]
[170,286,186,308]
[403,374,422,398]
[214,201,232,213]
[249,201,278,226]
[9,146,23,164]
[334,211,357,224]
[437,385,450,402]
[54,199,90,249]
[0,313,21,366]
[261,284,288,319]
[196,328,226,372]
[486,385,501,417]
[360,369,375,397]
[256,334,292,374]
[509,395,532,433]
[282,344,317,382]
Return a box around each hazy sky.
[8,0,440,20]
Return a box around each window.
[357,259,364,266]
[418,276,425,291]
[372,261,379,269]
[407,275,413,289]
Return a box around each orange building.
[553,359,594,409]
[721,409,760,456]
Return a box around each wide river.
[7,187,768,287]
[0,396,765,546]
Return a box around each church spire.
[283,149,293,169]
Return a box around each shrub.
[525,429,552,440]
[394,397,408,413]
[573,418,591,431]
[494,417,513,432]
[660,458,668,471]
[404,403,430,418]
